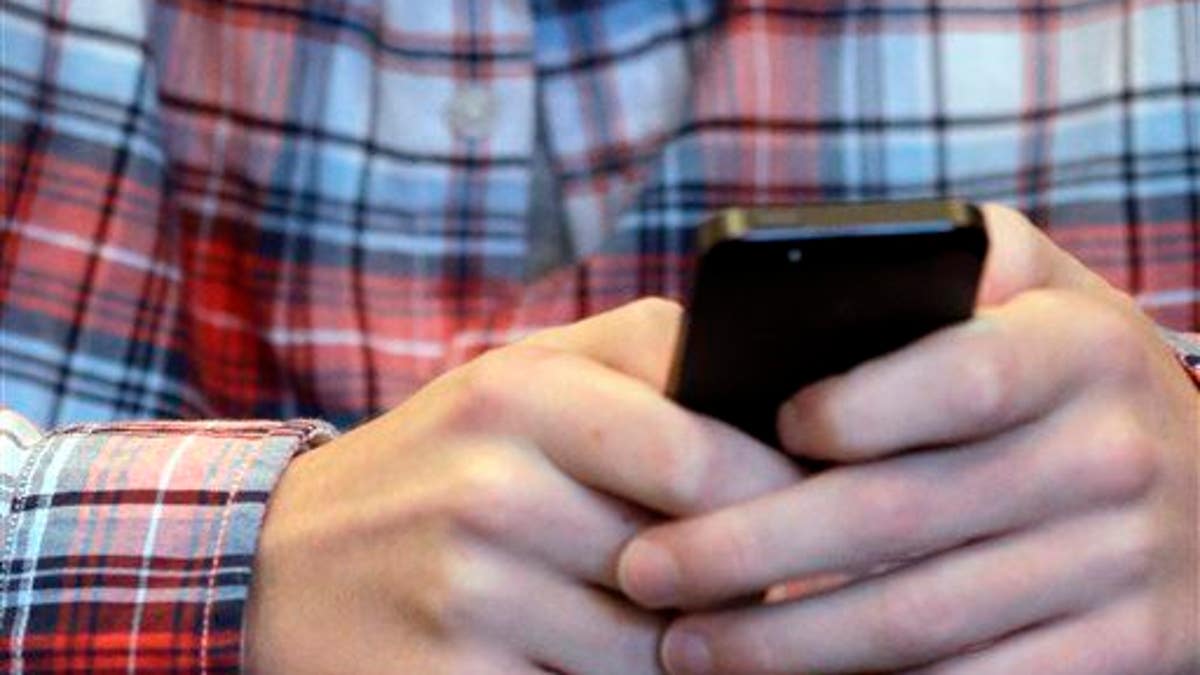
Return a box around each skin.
[243,298,802,674]
[245,205,1197,674]
[617,205,1199,674]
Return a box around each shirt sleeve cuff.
[1161,329,1200,386]
[1,414,335,673]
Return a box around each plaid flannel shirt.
[2,0,1198,671]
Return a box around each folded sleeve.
[1,410,335,673]
[1162,329,1200,386]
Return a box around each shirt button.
[502,0,529,16]
[445,83,497,141]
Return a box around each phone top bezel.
[696,200,984,254]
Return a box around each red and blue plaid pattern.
[0,413,334,672]
[2,0,1198,671]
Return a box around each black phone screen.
[668,201,989,447]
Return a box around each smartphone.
[668,200,989,446]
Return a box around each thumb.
[975,203,1113,307]
[520,297,683,392]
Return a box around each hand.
[617,206,1199,674]
[243,298,802,674]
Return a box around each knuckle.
[872,580,963,659]
[1079,298,1152,382]
[645,416,709,512]
[443,352,520,429]
[1079,414,1160,502]
[443,445,532,539]
[444,344,569,429]
[700,514,765,591]
[950,330,1019,429]
[1105,515,1159,589]
[849,473,929,555]
[419,543,497,635]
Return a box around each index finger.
[775,288,1106,461]
[424,299,806,518]
[776,205,1131,461]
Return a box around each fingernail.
[777,391,822,455]
[662,628,712,674]
[618,539,680,607]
